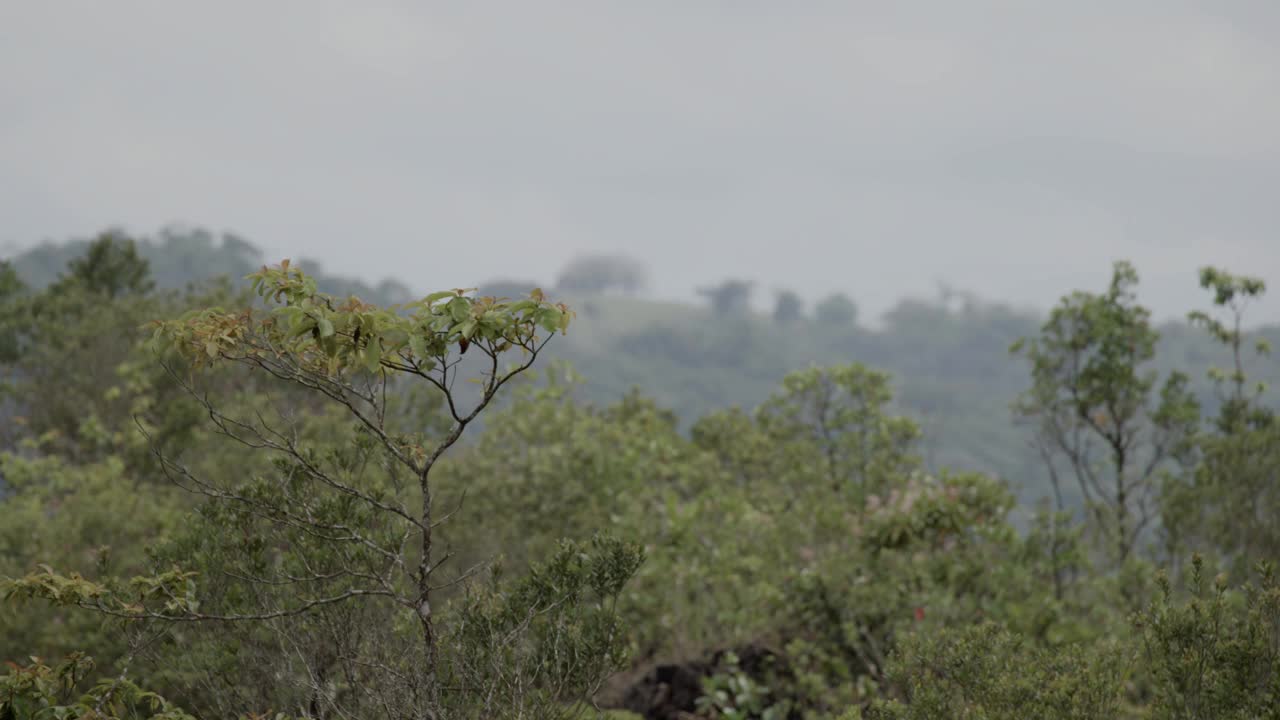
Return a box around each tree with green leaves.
[61,231,155,299]
[3,234,164,460]
[1186,266,1272,433]
[1012,261,1199,564]
[1163,267,1279,574]
[5,261,643,720]
[0,234,303,715]
[1135,555,1280,719]
[1,653,196,720]
[861,623,1127,720]
[757,364,920,498]
[439,367,699,577]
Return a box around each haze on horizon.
[2,2,1279,325]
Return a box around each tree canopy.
[1,234,1278,719]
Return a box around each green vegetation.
[1,231,1277,719]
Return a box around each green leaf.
[423,290,455,306]
[409,333,429,360]
[448,298,471,323]
[363,342,383,374]
[537,308,562,333]
[317,317,335,338]
[288,318,315,339]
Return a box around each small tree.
[1135,556,1280,719]
[1186,266,1271,433]
[5,261,643,719]
[1012,261,1198,564]
[863,623,1127,720]
[773,290,804,325]
[554,254,647,296]
[59,230,155,299]
[1164,267,1278,572]
[757,364,920,497]
[813,293,857,329]
[698,279,753,316]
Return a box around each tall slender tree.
[1012,261,1198,564]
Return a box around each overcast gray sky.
[3,2,1279,323]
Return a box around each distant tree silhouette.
[475,278,550,303]
[555,254,647,295]
[698,279,753,316]
[59,231,154,299]
[773,290,804,324]
[814,293,858,328]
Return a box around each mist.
[3,2,1279,323]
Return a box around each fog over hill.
[3,3,1279,324]
[7,230,1280,517]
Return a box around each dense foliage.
[1,232,1277,719]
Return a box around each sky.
[2,2,1279,324]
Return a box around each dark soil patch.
[600,643,800,720]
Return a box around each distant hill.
[7,229,1279,511]
[6,226,414,306]
[546,292,1280,511]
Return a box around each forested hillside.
[8,227,414,307]
[2,232,1277,719]
[10,228,1279,511]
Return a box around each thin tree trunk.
[1114,446,1129,564]
[417,468,439,720]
